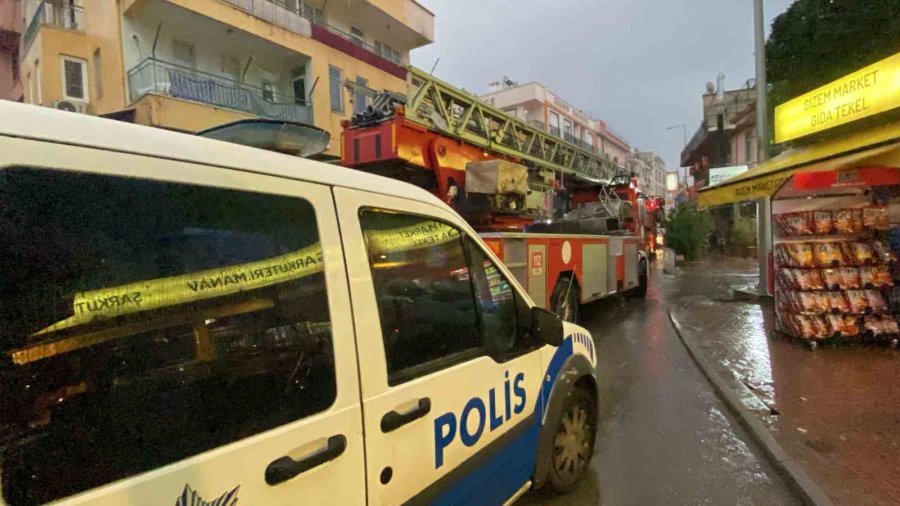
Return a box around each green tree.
[666,204,712,261]
[729,215,757,256]
[766,0,900,109]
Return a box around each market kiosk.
[698,52,900,348]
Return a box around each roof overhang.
[697,121,900,208]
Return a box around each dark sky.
[411,0,795,173]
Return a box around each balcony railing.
[127,58,313,124]
[22,1,84,53]
[221,0,403,70]
[220,0,313,37]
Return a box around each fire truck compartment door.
[582,243,608,301]
[608,238,623,293]
[624,242,638,289]
[527,244,548,308]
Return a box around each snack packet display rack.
[773,168,900,350]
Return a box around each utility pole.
[667,123,688,189]
[753,0,772,296]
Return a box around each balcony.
[217,0,406,79]
[310,23,405,79]
[127,58,312,124]
[219,0,312,37]
[22,1,84,53]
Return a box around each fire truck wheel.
[551,276,580,323]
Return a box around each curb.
[667,309,833,506]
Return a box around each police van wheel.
[551,277,579,323]
[547,388,596,493]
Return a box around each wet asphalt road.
[521,262,800,506]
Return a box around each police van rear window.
[0,167,335,504]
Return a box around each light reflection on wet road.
[521,262,799,505]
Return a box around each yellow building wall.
[19,2,126,114]
[136,0,408,155]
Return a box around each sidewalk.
[667,259,900,506]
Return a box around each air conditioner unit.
[53,100,90,114]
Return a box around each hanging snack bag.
[796,315,828,340]
[812,242,844,267]
[833,209,863,234]
[827,314,859,337]
[860,266,893,288]
[871,241,896,264]
[822,269,842,290]
[775,268,797,290]
[773,214,790,237]
[812,211,833,235]
[792,212,814,235]
[863,206,889,230]
[838,267,861,289]
[865,289,888,313]
[826,291,850,313]
[880,315,899,334]
[774,244,792,267]
[796,269,825,290]
[845,290,870,313]
[851,242,876,265]
[787,243,815,267]
[796,292,828,313]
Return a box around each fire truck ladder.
[404,66,622,183]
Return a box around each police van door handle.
[381,397,432,432]
[265,435,347,486]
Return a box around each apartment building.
[680,77,758,194]
[17,0,434,157]
[0,0,22,101]
[625,149,666,197]
[480,79,631,167]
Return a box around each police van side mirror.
[531,306,564,346]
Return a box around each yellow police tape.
[32,221,459,336]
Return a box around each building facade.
[480,79,631,167]
[625,149,666,197]
[680,78,759,196]
[0,0,23,101]
[17,0,434,156]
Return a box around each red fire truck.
[339,69,651,321]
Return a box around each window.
[92,48,102,98]
[375,41,401,64]
[262,80,275,102]
[172,38,195,69]
[549,111,560,137]
[329,65,343,112]
[301,1,326,24]
[61,56,86,101]
[350,26,364,47]
[221,54,241,83]
[0,168,335,504]
[562,118,573,140]
[360,210,528,385]
[464,238,517,354]
[354,76,369,115]
[360,210,480,384]
[585,132,594,152]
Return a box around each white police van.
[0,101,598,505]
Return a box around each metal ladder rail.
[404,66,623,183]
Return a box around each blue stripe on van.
[428,338,574,505]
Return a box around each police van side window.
[360,209,482,385]
[463,238,527,357]
[0,168,335,505]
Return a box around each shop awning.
[697,122,900,208]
